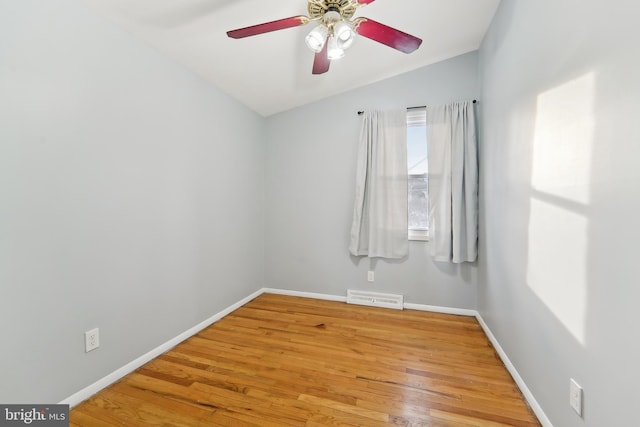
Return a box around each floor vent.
[346,290,404,310]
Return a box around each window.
[407,108,429,241]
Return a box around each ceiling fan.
[227,0,423,75]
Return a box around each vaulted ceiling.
[80,0,500,116]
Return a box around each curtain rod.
[357,100,476,115]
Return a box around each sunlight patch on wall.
[527,73,595,346]
[531,73,595,204]
[527,200,588,344]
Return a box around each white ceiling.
[80,0,500,116]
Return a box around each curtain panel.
[427,101,478,263]
[349,109,409,259]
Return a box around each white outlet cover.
[570,378,583,416]
[367,271,374,282]
[85,328,100,353]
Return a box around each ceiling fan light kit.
[227,0,422,75]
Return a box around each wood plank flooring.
[70,293,541,426]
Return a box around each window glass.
[407,109,428,240]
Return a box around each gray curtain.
[427,101,478,263]
[349,109,408,259]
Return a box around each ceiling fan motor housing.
[308,0,358,21]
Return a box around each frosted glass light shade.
[327,35,345,59]
[305,25,328,52]
[334,21,355,50]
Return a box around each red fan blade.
[354,18,422,53]
[356,0,376,4]
[227,16,309,39]
[312,38,330,75]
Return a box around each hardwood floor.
[70,293,541,426]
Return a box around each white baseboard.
[60,288,264,408]
[262,287,347,302]
[61,286,551,427]
[263,288,476,317]
[403,302,477,317]
[475,314,553,427]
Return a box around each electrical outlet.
[367,271,375,282]
[569,378,583,417]
[85,328,100,353]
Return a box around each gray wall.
[265,52,480,308]
[478,0,640,425]
[0,0,265,403]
